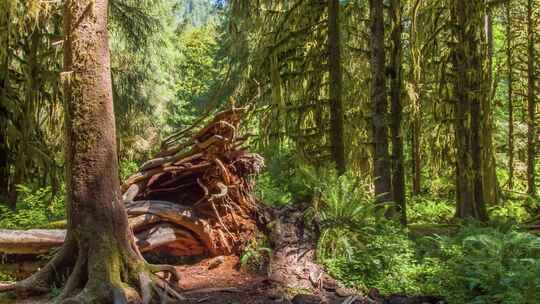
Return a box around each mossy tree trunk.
[526,0,537,197]
[60,0,144,301]
[0,71,8,204]
[328,0,346,175]
[390,0,406,224]
[370,0,392,207]
[450,0,488,221]
[506,1,515,191]
[0,4,11,206]
[409,0,423,197]
[481,9,499,204]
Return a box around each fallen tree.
[0,107,265,259]
[122,106,265,257]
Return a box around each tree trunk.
[390,0,406,224]
[482,9,499,204]
[370,0,392,206]
[0,5,11,205]
[506,2,514,191]
[451,0,488,221]
[0,57,8,203]
[328,0,346,175]
[0,125,7,203]
[526,0,536,196]
[410,0,423,196]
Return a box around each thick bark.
[526,0,536,196]
[0,8,8,203]
[451,0,488,221]
[0,5,13,207]
[0,101,8,204]
[0,129,7,203]
[328,0,346,175]
[58,0,153,301]
[370,0,392,206]
[506,2,514,190]
[390,0,406,224]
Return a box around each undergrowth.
[254,151,540,304]
[0,185,65,229]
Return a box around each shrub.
[407,196,454,225]
[254,146,313,206]
[119,158,140,181]
[488,200,530,223]
[240,233,272,274]
[324,223,412,291]
[0,185,65,229]
[429,223,540,304]
[305,169,381,260]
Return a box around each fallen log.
[267,207,331,290]
[0,224,204,257]
[0,229,66,254]
[0,107,264,260]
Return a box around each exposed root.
[0,239,76,295]
[121,107,265,257]
[148,264,180,283]
[138,270,186,304]
[58,247,87,301]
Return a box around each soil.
[1,256,444,304]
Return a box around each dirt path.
[2,256,443,304]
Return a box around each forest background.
[0,0,540,303]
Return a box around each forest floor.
[1,255,443,304]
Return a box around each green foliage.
[240,234,271,273]
[407,196,454,225]
[166,23,226,129]
[306,169,382,260]
[489,200,530,223]
[0,185,65,229]
[430,223,540,303]
[254,146,313,206]
[323,220,540,304]
[119,159,140,181]
[254,173,293,207]
[323,223,441,295]
[0,271,14,282]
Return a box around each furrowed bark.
[390,0,406,224]
[370,0,392,208]
[328,0,346,175]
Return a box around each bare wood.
[126,200,215,253]
[122,181,144,203]
[135,223,204,255]
[0,229,66,254]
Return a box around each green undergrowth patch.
[0,185,65,229]
[254,157,540,304]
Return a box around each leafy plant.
[119,159,140,181]
[407,196,454,225]
[254,146,313,206]
[431,223,540,304]
[0,185,65,229]
[305,169,383,260]
[240,234,272,273]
